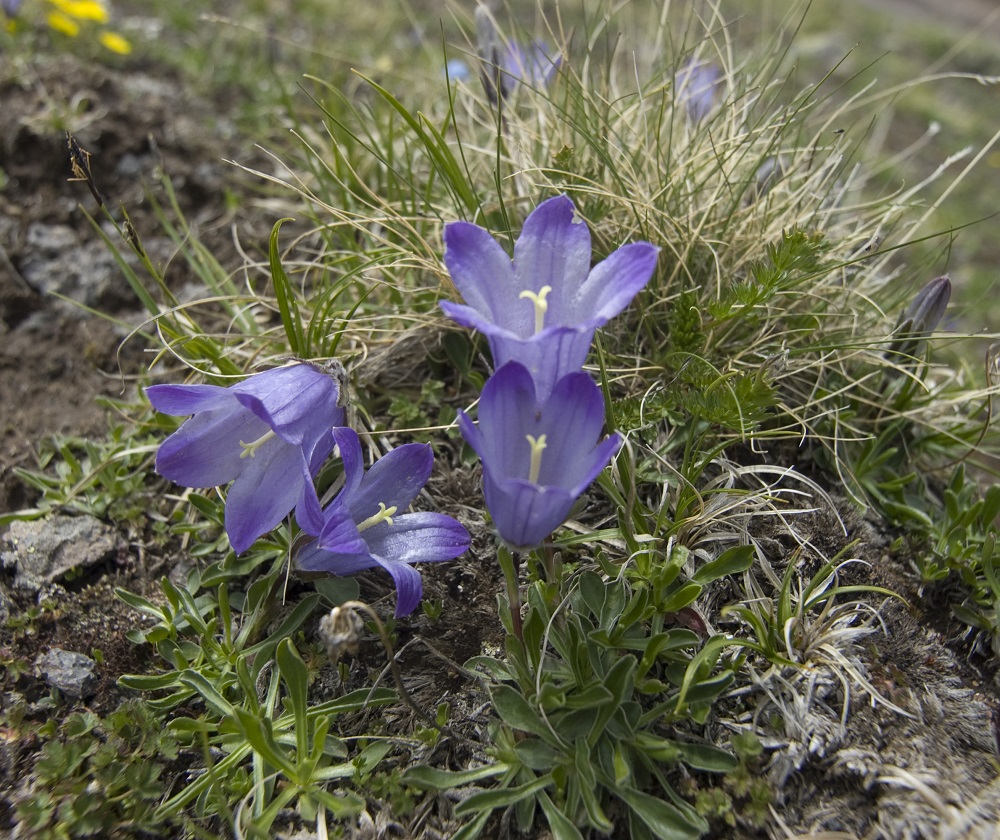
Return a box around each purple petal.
[488,327,595,403]
[233,364,345,447]
[154,404,268,488]
[316,503,368,555]
[472,362,538,477]
[331,427,365,503]
[443,221,522,332]
[225,442,309,553]
[351,444,433,522]
[295,540,373,575]
[574,242,658,324]
[535,372,611,488]
[512,195,591,326]
[363,512,470,565]
[372,555,424,617]
[146,383,234,416]
[482,475,576,549]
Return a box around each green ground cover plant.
[3,0,1000,837]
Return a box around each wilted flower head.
[675,60,722,123]
[886,275,952,361]
[475,4,560,104]
[146,361,347,554]
[296,427,470,617]
[458,362,621,549]
[441,194,658,400]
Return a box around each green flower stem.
[498,544,523,643]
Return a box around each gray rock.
[1,515,118,591]
[36,648,98,699]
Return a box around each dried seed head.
[319,605,365,664]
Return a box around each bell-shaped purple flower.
[296,427,470,617]
[475,5,560,104]
[441,194,658,400]
[675,60,722,123]
[146,361,347,555]
[457,361,622,549]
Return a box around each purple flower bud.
[887,275,952,361]
[458,362,621,549]
[475,5,560,104]
[296,428,470,617]
[441,194,658,401]
[675,60,722,123]
[146,361,347,554]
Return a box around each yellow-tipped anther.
[239,429,276,459]
[518,285,553,334]
[526,434,547,484]
[358,502,398,532]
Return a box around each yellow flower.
[99,30,131,54]
[46,10,80,36]
[48,0,108,24]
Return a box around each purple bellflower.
[1,0,21,18]
[675,60,722,123]
[441,195,658,401]
[475,5,560,104]
[296,427,471,617]
[457,361,622,550]
[146,361,347,555]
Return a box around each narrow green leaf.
[692,545,755,584]
[538,791,586,840]
[402,763,507,791]
[269,218,306,355]
[615,785,707,840]
[454,773,554,817]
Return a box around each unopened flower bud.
[886,275,951,362]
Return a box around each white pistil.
[518,285,553,334]
[358,502,398,532]
[239,429,277,459]
[526,434,547,484]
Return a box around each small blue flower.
[446,58,472,83]
[675,60,722,123]
[441,194,658,401]
[296,427,471,617]
[146,361,347,554]
[1,0,21,18]
[458,361,621,549]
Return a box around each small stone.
[1,515,118,592]
[36,648,98,699]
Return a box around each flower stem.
[497,544,523,643]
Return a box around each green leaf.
[491,685,552,741]
[538,791,586,840]
[674,742,738,773]
[615,785,708,840]
[692,545,755,584]
[402,763,507,790]
[658,583,702,613]
[514,739,559,771]
[454,773,554,817]
[276,639,310,757]
[269,219,306,355]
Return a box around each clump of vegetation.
[3,0,999,837]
